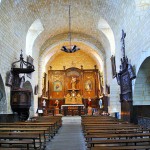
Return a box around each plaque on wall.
[110,55,117,78]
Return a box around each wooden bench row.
[0,116,62,149]
[91,145,150,150]
[81,115,150,149]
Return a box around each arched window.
[98,18,115,55]
[26,19,44,56]
[135,0,150,10]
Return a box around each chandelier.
[61,5,80,53]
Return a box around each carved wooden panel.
[47,67,101,107]
[83,71,96,98]
[65,68,81,93]
[121,101,133,122]
[48,70,65,99]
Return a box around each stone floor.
[45,116,86,150]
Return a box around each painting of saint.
[85,80,92,91]
[53,81,62,92]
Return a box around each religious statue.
[88,97,92,107]
[71,77,77,90]
[55,100,59,107]
[99,98,103,109]
[54,100,59,115]
[42,100,46,107]
[87,97,92,115]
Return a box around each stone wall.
[0,0,150,117]
[0,1,39,114]
[133,57,150,105]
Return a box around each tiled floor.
[45,116,86,150]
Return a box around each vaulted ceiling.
[1,0,135,67]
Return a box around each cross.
[121,29,126,58]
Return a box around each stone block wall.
[0,0,150,117]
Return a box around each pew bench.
[0,127,49,149]
[0,148,22,150]
[84,129,143,135]
[0,132,44,149]
[85,132,150,141]
[84,128,150,135]
[0,140,33,150]
[0,124,55,140]
[88,137,150,148]
[91,145,150,150]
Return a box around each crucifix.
[121,29,126,58]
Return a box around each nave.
[46,116,86,150]
[0,115,150,149]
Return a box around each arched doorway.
[133,56,150,127]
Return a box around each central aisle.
[46,116,86,150]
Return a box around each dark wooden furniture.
[116,30,136,122]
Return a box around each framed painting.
[53,80,62,92]
[27,55,34,78]
[110,55,117,78]
[85,80,92,91]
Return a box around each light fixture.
[61,5,80,53]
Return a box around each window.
[26,19,44,56]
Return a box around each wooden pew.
[84,128,150,136]
[85,132,150,140]
[8,122,55,138]
[82,115,150,149]
[0,116,62,150]
[88,138,150,148]
[0,140,33,150]
[0,148,22,150]
[91,145,150,150]
[0,132,44,149]
[0,127,48,149]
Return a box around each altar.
[65,92,82,104]
[61,104,85,116]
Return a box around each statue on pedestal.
[71,77,76,90]
[55,100,59,107]
[88,97,92,115]
[42,100,46,107]
[55,100,59,115]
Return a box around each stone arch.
[0,74,7,113]
[98,18,115,55]
[38,40,105,95]
[133,56,150,105]
[132,50,150,93]
[23,81,34,118]
[26,19,44,56]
